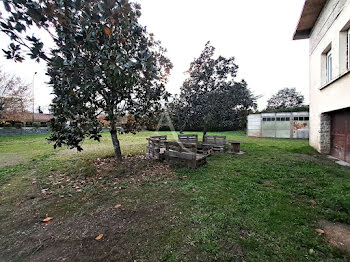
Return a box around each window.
[327,50,333,82]
[276,117,281,121]
[305,117,309,121]
[294,117,305,121]
[263,118,266,121]
[286,117,290,121]
[271,118,275,121]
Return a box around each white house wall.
[309,0,350,152]
[247,114,261,137]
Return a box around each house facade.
[294,0,350,163]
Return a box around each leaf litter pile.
[41,155,174,198]
[1,155,181,261]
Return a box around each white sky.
[0,0,309,112]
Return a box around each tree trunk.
[180,123,185,134]
[110,123,122,161]
[202,123,207,142]
[180,119,187,134]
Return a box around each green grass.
[0,131,350,261]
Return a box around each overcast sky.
[0,0,309,112]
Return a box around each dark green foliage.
[1,0,172,159]
[33,122,41,129]
[13,122,23,129]
[266,87,305,110]
[167,42,257,133]
[259,105,309,113]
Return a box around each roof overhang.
[293,0,328,40]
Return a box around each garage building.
[247,112,309,139]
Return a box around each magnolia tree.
[0,0,172,160]
[176,42,257,138]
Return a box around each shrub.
[33,122,41,129]
[0,121,12,127]
[14,122,23,129]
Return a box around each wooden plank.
[178,134,198,144]
[163,140,208,168]
[165,150,196,160]
[146,136,167,160]
[203,135,226,145]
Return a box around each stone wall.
[319,113,331,154]
[0,127,51,136]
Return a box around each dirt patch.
[0,155,181,261]
[38,155,174,198]
[93,154,173,180]
[320,220,350,254]
[261,180,274,187]
[1,197,179,261]
[257,180,275,188]
[0,152,28,168]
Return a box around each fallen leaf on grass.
[42,217,53,223]
[114,204,122,209]
[315,229,325,235]
[310,200,317,206]
[95,234,103,240]
[183,176,187,178]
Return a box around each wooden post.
[228,142,242,154]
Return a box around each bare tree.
[0,69,31,122]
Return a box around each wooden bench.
[178,134,198,144]
[178,134,213,155]
[164,141,207,169]
[196,143,214,156]
[203,135,227,152]
[146,135,167,160]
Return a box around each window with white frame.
[327,50,332,82]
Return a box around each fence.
[0,127,51,136]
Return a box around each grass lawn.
[1,131,350,261]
